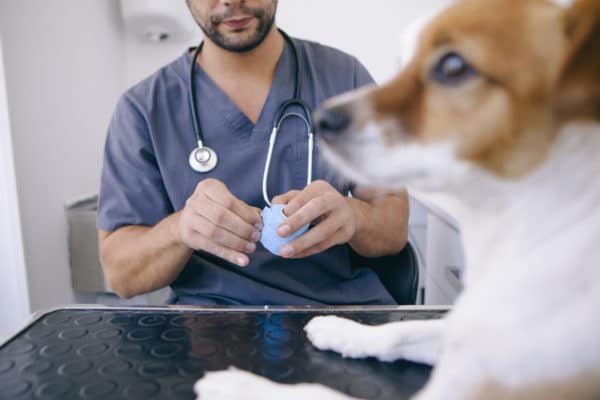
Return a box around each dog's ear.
[556,0,600,122]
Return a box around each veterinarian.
[97,0,410,305]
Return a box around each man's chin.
[214,33,265,52]
[212,20,268,50]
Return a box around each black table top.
[0,306,446,400]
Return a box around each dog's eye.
[430,52,477,85]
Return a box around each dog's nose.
[314,107,352,135]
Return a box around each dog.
[195,0,600,398]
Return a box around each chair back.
[350,242,419,305]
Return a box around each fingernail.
[281,245,293,257]
[237,257,247,267]
[251,231,261,242]
[254,222,263,230]
[246,242,256,253]
[278,225,290,237]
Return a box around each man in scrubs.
[97,0,410,305]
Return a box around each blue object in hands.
[260,204,310,256]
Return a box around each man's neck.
[197,26,285,81]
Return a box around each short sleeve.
[97,94,173,231]
[353,59,376,89]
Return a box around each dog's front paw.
[194,367,286,400]
[305,316,376,359]
[195,367,356,400]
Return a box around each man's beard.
[193,3,277,53]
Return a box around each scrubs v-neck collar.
[188,39,294,138]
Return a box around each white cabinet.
[409,195,465,305]
[425,213,464,305]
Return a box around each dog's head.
[315,0,600,190]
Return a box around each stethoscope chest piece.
[189,145,218,173]
[188,29,305,175]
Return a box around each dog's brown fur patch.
[367,0,599,178]
[557,0,600,122]
[371,62,424,145]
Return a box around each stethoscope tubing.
[262,112,313,206]
[188,28,314,205]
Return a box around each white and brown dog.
[195,0,600,398]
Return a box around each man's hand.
[271,180,359,258]
[177,179,262,267]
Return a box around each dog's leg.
[305,316,444,365]
[410,348,492,400]
[195,367,360,400]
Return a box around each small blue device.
[260,204,310,256]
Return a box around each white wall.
[278,0,449,83]
[121,0,200,87]
[0,34,30,339]
[0,0,125,312]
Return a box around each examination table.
[0,306,446,399]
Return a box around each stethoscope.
[188,29,314,206]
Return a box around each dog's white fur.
[195,0,600,398]
[314,122,600,399]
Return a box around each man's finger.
[188,213,257,254]
[185,230,250,267]
[283,180,333,216]
[190,199,260,242]
[278,195,334,237]
[280,217,340,257]
[282,187,317,217]
[282,229,343,259]
[204,190,262,228]
[272,190,300,206]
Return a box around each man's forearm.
[98,212,192,298]
[347,191,409,257]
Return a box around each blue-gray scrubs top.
[98,37,396,306]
